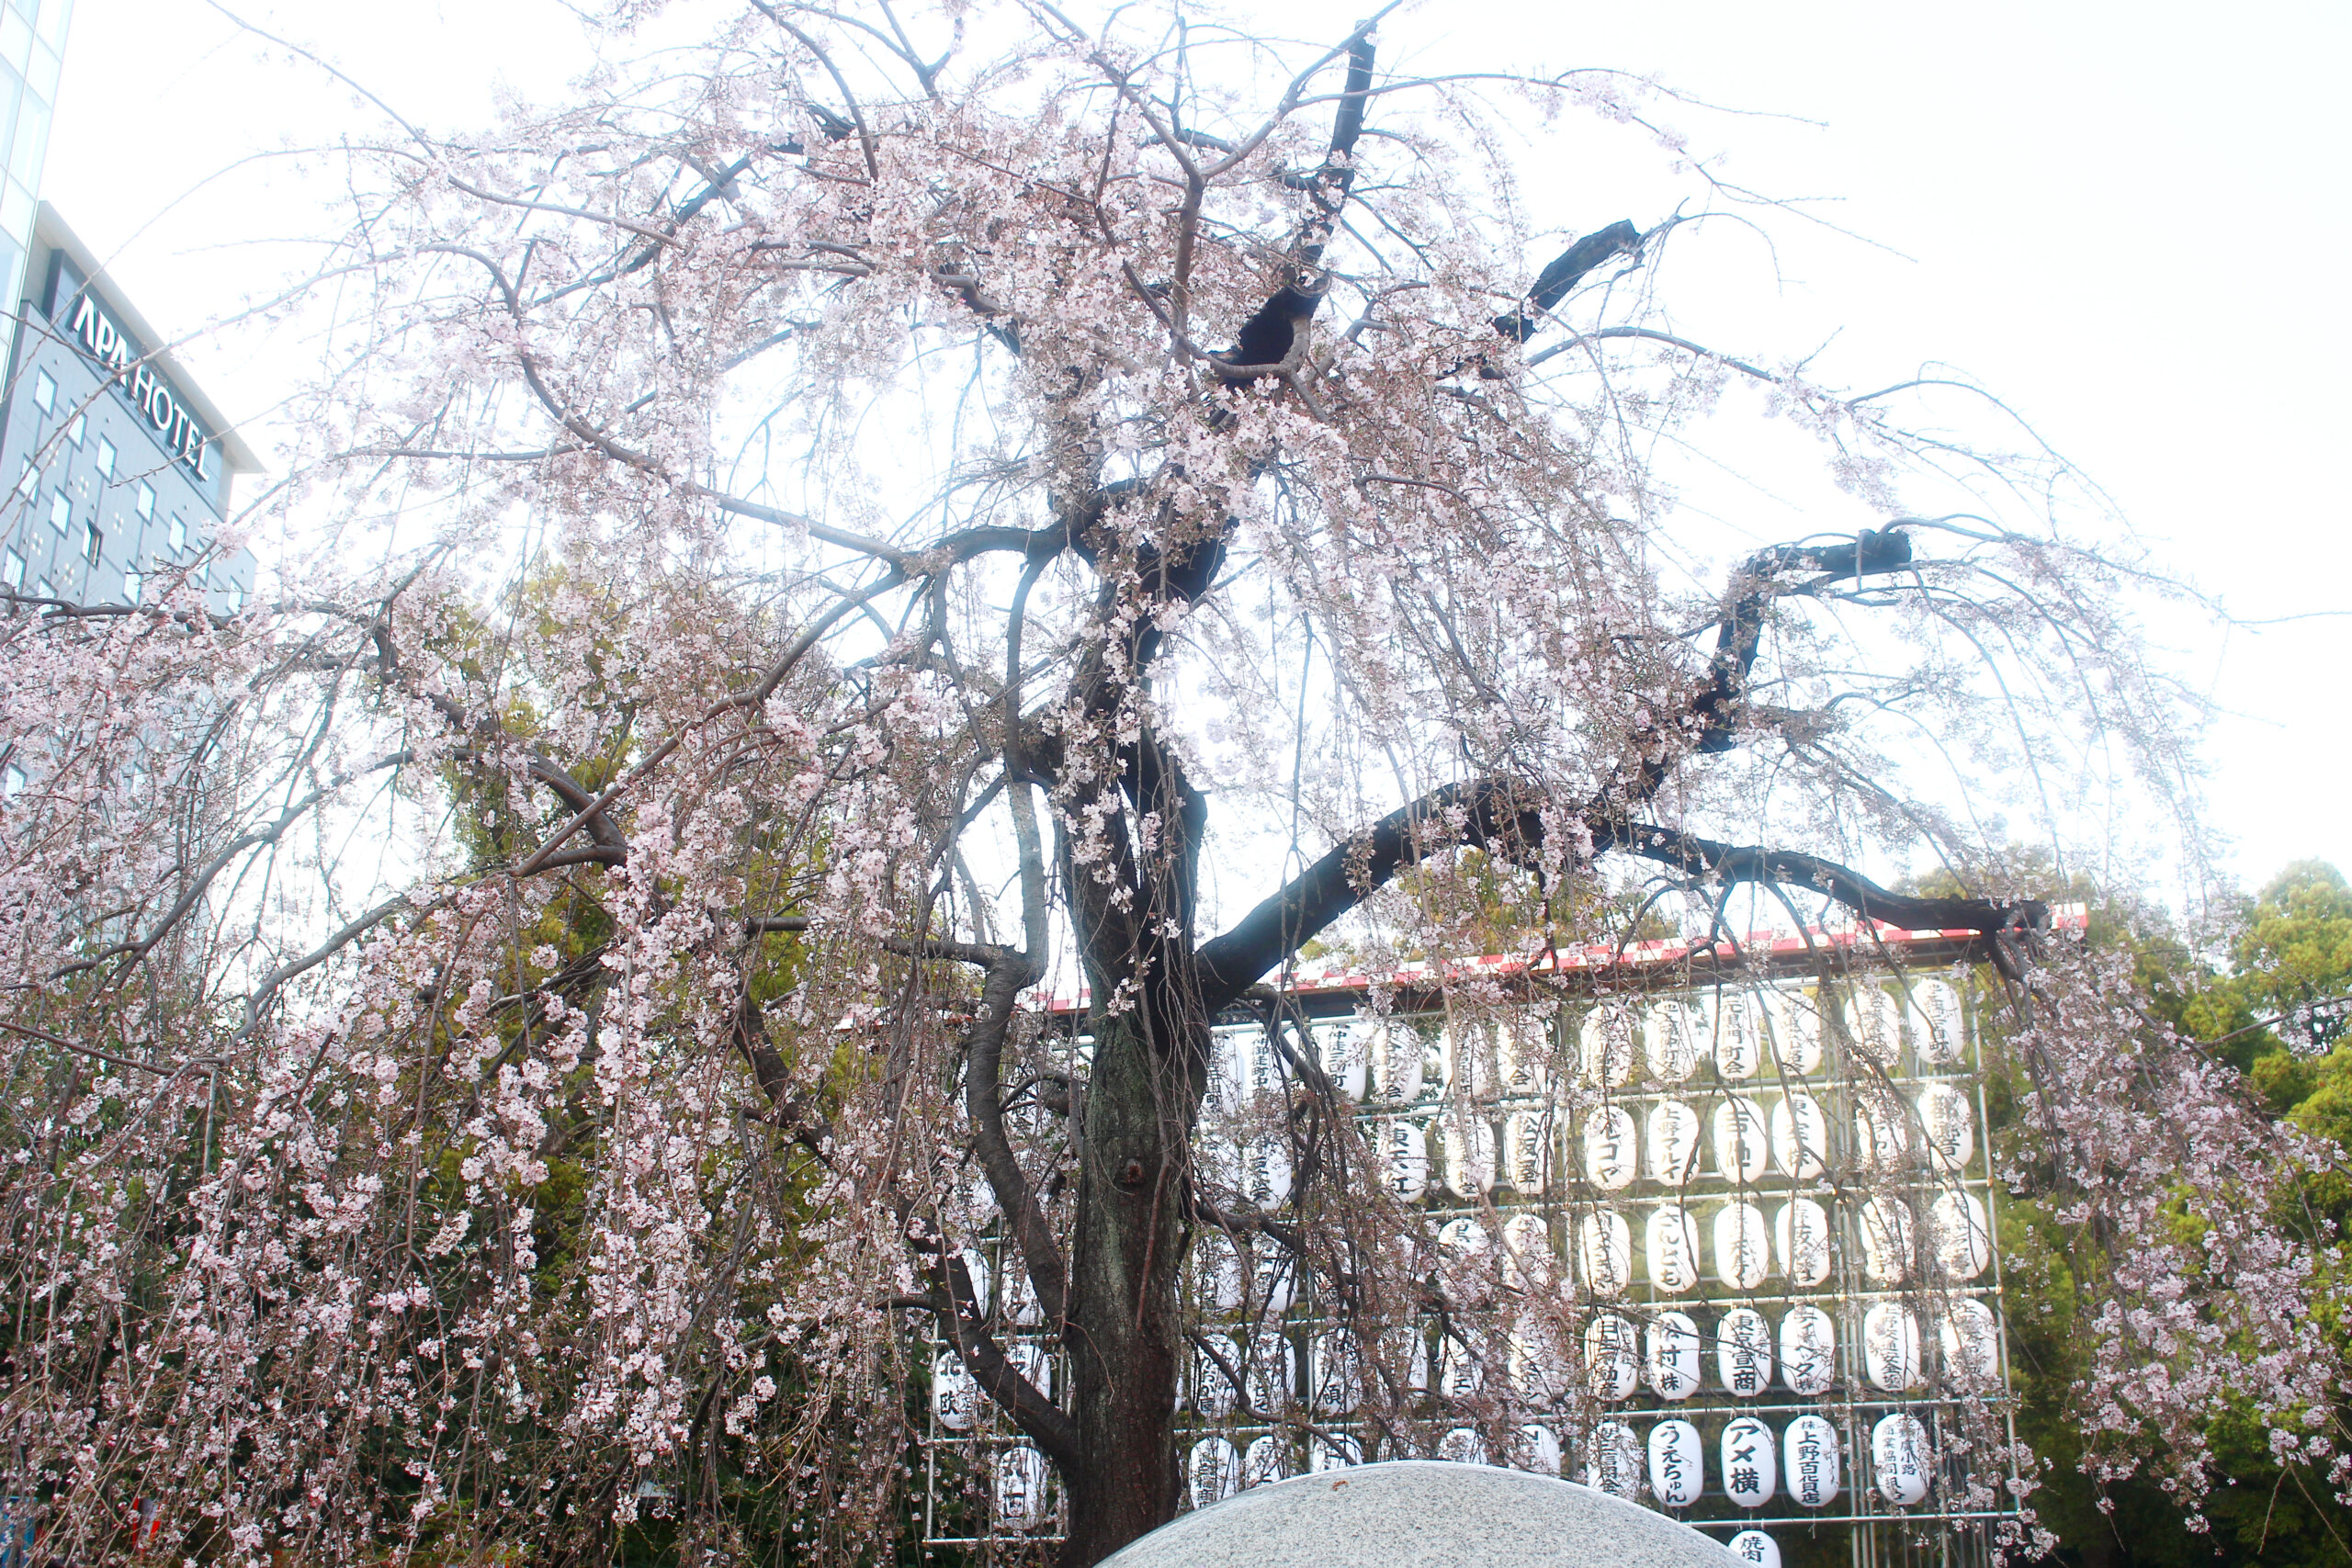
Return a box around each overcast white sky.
[42,0,2352,900]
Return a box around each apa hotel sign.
[47,257,215,482]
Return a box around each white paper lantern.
[1500,1213,1551,1291]
[1577,1210,1634,1298]
[1646,1204,1702,1294]
[1862,1302,1922,1392]
[1586,1419,1643,1500]
[1911,977,1967,1066]
[1207,1025,1256,1113]
[1192,1332,1240,1417]
[996,1444,1052,1529]
[1780,1304,1837,1396]
[1645,999,1703,1083]
[1517,1424,1564,1477]
[1438,1020,1490,1099]
[1766,990,1826,1076]
[1380,1118,1429,1201]
[1195,1234,1244,1313]
[1370,1021,1427,1105]
[1578,1004,1637,1089]
[1187,1437,1241,1509]
[1309,1333,1362,1416]
[1728,1529,1781,1568]
[1248,1244,1295,1313]
[1584,1312,1640,1401]
[1646,1100,1702,1185]
[1939,1297,2001,1383]
[1711,993,1766,1080]
[1713,1201,1772,1291]
[1497,1013,1555,1097]
[1581,1106,1637,1190]
[1917,1082,1974,1171]
[1645,1310,1702,1400]
[1712,1097,1770,1184]
[1928,1190,1992,1280]
[1769,1092,1829,1179]
[1716,1305,1774,1397]
[1775,1197,1833,1289]
[932,1350,978,1431]
[1246,1336,1298,1413]
[1243,1433,1291,1489]
[1505,1109,1555,1193]
[1508,1318,1574,1404]
[1649,1417,1705,1506]
[1310,1432,1363,1472]
[1310,1018,1373,1100]
[1244,1135,1293,1213]
[1437,1116,1497,1198]
[1844,985,1904,1066]
[1722,1416,1778,1508]
[1437,1334,1484,1400]
[1859,1195,1917,1285]
[1852,1093,1915,1173]
[1871,1413,1932,1506]
[1784,1414,1842,1508]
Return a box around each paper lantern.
[1577,1211,1634,1298]
[1646,1204,1702,1294]
[1581,1105,1637,1190]
[1784,1414,1841,1508]
[1722,1416,1777,1508]
[1645,1309,1702,1400]
[1774,1198,1832,1288]
[1862,1301,1922,1392]
[996,1445,1052,1530]
[1648,1417,1704,1506]
[1711,992,1766,1080]
[1584,1312,1639,1401]
[1770,1092,1828,1179]
[1716,1305,1774,1397]
[1577,1003,1637,1089]
[1186,1437,1240,1509]
[1713,1201,1771,1291]
[1780,1304,1836,1396]
[1712,1097,1770,1184]
[1646,1100,1702,1185]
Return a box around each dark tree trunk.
[1057,1009,1202,1567]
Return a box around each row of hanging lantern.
[1150,1292,2000,1424]
[934,1292,1996,1438]
[1341,1085,1980,1199]
[1173,1404,1935,1513]
[1204,978,1971,1112]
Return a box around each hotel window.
[122,567,141,604]
[15,457,32,499]
[84,520,101,565]
[135,481,154,521]
[94,436,115,479]
[3,764,23,796]
[35,578,52,602]
[65,412,82,446]
[2,546,19,588]
[168,514,186,552]
[47,490,67,534]
[29,367,52,414]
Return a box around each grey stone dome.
[1098,1461,1739,1568]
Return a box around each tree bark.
[1057,1010,1198,1566]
